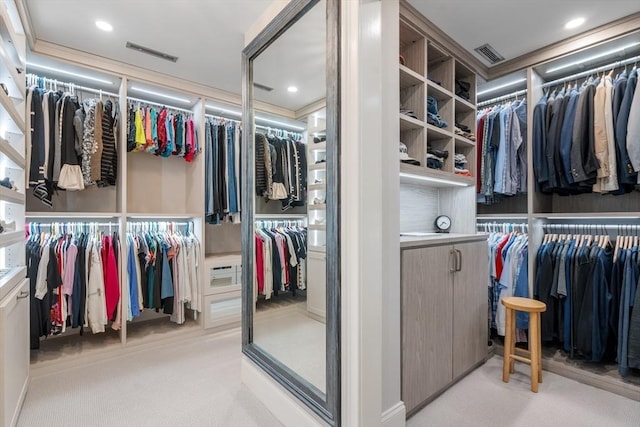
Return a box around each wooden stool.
[501,296,547,392]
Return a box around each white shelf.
[0,34,23,101]
[400,163,474,187]
[0,135,25,167]
[126,213,201,219]
[426,79,454,100]
[399,113,425,131]
[0,266,26,302]
[308,204,326,210]
[0,87,25,132]
[308,184,326,191]
[309,141,326,151]
[27,212,121,218]
[455,96,475,113]
[0,230,23,248]
[399,64,425,89]
[454,135,476,148]
[0,3,24,64]
[309,224,326,230]
[309,162,327,171]
[0,185,24,204]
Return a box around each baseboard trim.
[11,376,29,427]
[382,401,406,427]
[241,356,328,427]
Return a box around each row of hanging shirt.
[26,223,121,349]
[254,221,307,300]
[126,224,201,325]
[126,102,199,162]
[205,118,241,224]
[476,99,528,204]
[26,76,119,207]
[534,225,640,377]
[255,131,307,211]
[532,66,640,195]
[480,223,529,341]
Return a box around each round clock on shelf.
[434,215,451,233]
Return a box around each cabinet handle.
[17,290,29,300]
[456,249,462,272]
[449,249,456,273]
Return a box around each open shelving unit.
[399,19,477,187]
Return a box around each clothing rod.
[26,73,120,98]
[127,222,191,226]
[543,223,640,232]
[28,222,120,227]
[254,214,307,219]
[205,112,241,124]
[127,96,193,114]
[541,54,640,89]
[478,88,528,107]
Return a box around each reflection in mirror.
[251,0,327,394]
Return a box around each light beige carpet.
[18,330,282,427]
[409,356,640,427]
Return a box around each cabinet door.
[306,251,326,319]
[452,240,488,379]
[0,280,30,427]
[401,245,453,413]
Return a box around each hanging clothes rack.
[127,95,193,114]
[205,112,240,124]
[26,73,119,98]
[476,221,528,233]
[478,88,528,107]
[541,54,640,89]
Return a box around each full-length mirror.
[241,0,340,424]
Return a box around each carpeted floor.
[19,329,640,427]
[408,356,640,427]
[18,330,282,427]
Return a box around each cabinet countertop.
[400,233,487,249]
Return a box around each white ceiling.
[407,0,640,66]
[253,0,326,111]
[24,0,282,95]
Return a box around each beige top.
[593,78,609,189]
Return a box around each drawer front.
[205,265,238,295]
[235,265,242,285]
[203,291,241,329]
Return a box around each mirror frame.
[241,0,341,425]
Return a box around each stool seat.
[501,296,546,313]
[500,297,547,393]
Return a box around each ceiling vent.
[474,43,505,64]
[126,41,178,63]
[253,82,274,92]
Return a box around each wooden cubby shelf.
[398,16,477,184]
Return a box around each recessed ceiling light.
[95,20,113,32]
[564,17,585,30]
[287,86,298,93]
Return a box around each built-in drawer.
[205,265,239,295]
[203,291,241,329]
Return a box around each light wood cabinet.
[401,239,488,415]
[307,251,327,319]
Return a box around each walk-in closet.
[2,0,640,426]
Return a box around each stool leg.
[509,317,516,374]
[530,312,540,392]
[503,307,513,383]
[537,313,543,383]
